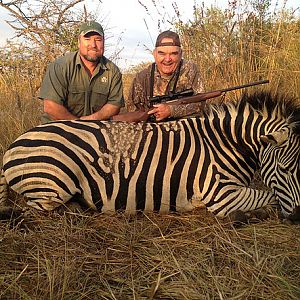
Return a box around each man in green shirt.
[39,21,124,123]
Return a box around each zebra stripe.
[1,92,299,218]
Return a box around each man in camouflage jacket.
[126,30,205,121]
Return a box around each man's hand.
[80,103,120,120]
[148,104,171,121]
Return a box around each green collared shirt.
[39,51,124,123]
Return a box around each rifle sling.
[149,63,155,99]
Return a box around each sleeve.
[127,76,140,112]
[190,63,204,94]
[126,72,150,112]
[169,62,206,118]
[170,102,207,119]
[107,66,125,108]
[38,62,68,105]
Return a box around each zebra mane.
[206,91,300,135]
[241,92,300,135]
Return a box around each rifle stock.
[111,110,149,122]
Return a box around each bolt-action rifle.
[149,79,269,105]
[111,79,269,123]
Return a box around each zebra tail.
[0,169,9,206]
[0,169,24,221]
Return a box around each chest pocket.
[90,84,109,113]
[67,84,86,113]
[67,76,110,116]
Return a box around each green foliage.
[174,1,300,96]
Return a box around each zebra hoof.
[248,208,269,220]
[286,206,300,224]
[244,206,277,223]
[282,218,293,225]
[227,210,248,227]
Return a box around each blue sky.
[0,0,299,70]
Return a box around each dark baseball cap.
[79,21,104,37]
[155,30,181,47]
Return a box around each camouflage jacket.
[127,60,206,119]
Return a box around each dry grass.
[0,2,299,299]
[0,206,299,300]
[0,95,41,158]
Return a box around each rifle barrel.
[166,79,270,106]
[165,80,269,104]
[219,79,269,93]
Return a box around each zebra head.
[260,125,300,221]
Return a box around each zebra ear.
[260,128,289,145]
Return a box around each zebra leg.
[0,176,76,216]
[25,193,73,211]
[217,186,282,226]
[23,189,95,212]
[208,186,279,226]
[26,198,63,211]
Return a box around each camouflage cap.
[155,30,181,47]
[79,21,104,37]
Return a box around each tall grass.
[179,2,300,96]
[135,0,300,97]
[0,42,43,153]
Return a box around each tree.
[0,0,100,60]
[0,0,102,94]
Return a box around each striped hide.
[0,92,299,220]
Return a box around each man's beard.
[82,53,101,63]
